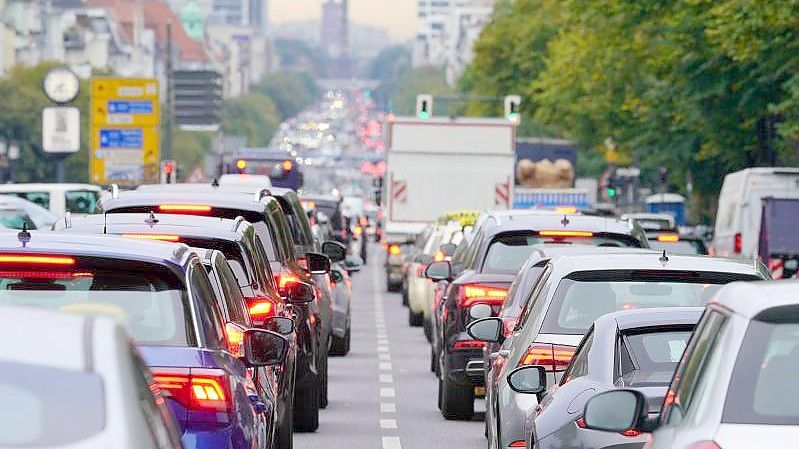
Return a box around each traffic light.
[416,94,433,120]
[160,160,177,184]
[606,183,618,199]
[504,95,522,123]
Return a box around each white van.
[0,183,102,216]
[712,167,799,259]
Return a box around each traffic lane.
[295,246,485,449]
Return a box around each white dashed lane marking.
[382,436,402,449]
[380,419,398,429]
[380,402,396,413]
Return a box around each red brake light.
[459,284,508,307]
[248,298,276,319]
[733,233,742,254]
[453,340,487,350]
[282,160,293,171]
[657,234,680,242]
[389,244,401,256]
[620,429,641,437]
[224,322,245,356]
[0,254,75,266]
[538,230,594,238]
[157,204,213,214]
[519,343,575,371]
[0,270,92,279]
[509,441,527,447]
[434,250,445,262]
[121,234,181,242]
[277,274,300,290]
[152,368,230,412]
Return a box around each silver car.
[582,280,799,449]
[468,253,766,449]
[518,307,702,449]
[0,305,184,449]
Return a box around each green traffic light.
[607,187,617,198]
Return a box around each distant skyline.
[270,0,415,42]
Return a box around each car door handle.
[248,394,267,414]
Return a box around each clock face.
[43,68,80,103]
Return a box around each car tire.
[275,395,294,449]
[293,385,320,432]
[320,355,329,409]
[387,276,401,292]
[440,375,475,420]
[433,348,441,377]
[408,308,423,326]
[423,318,432,342]
[330,326,351,356]
[401,285,409,305]
[430,347,436,373]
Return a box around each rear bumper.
[444,348,485,387]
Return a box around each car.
[581,280,799,449]
[420,222,464,339]
[300,193,345,243]
[0,305,185,449]
[54,212,304,446]
[425,212,649,421]
[0,194,58,229]
[621,212,677,232]
[0,230,288,449]
[220,149,304,190]
[0,183,101,216]
[321,240,356,355]
[101,186,334,430]
[466,252,766,449]
[405,223,450,327]
[520,307,703,449]
[647,232,709,255]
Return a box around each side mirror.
[322,240,347,262]
[343,257,362,274]
[507,365,547,397]
[469,303,492,320]
[306,252,331,274]
[583,389,647,433]
[260,316,295,336]
[466,317,503,342]
[439,243,457,257]
[243,329,289,367]
[330,269,345,283]
[285,280,315,304]
[425,261,452,281]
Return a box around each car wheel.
[401,285,409,305]
[319,355,329,409]
[430,346,436,373]
[423,318,432,342]
[275,395,294,449]
[440,375,474,420]
[408,308,423,327]
[330,326,351,356]
[293,385,320,432]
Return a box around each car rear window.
[481,232,639,274]
[617,328,694,387]
[65,190,99,214]
[541,270,760,334]
[0,262,193,346]
[10,192,49,209]
[0,361,104,446]
[723,306,799,425]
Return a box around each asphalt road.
[295,245,486,449]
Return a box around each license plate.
[474,386,486,397]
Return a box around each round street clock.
[43,67,80,104]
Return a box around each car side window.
[561,327,594,385]
[661,309,728,426]
[188,263,227,350]
[215,256,249,326]
[464,231,484,269]
[517,266,552,330]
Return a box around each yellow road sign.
[90,77,159,185]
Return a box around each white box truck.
[382,116,516,290]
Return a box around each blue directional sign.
[107,100,154,115]
[99,129,144,149]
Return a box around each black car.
[101,187,331,432]
[425,211,648,420]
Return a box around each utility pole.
[163,22,174,160]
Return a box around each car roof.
[548,252,761,276]
[711,280,799,319]
[0,183,101,192]
[102,189,277,213]
[595,307,705,331]
[479,212,637,236]
[59,213,250,242]
[0,229,193,267]
[0,305,104,370]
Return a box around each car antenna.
[561,215,570,227]
[145,210,159,227]
[17,222,31,247]
[211,178,220,188]
[659,250,669,264]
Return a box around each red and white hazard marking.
[392,180,407,203]
[495,180,510,208]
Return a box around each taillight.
[733,233,742,254]
[248,297,276,320]
[458,284,508,308]
[224,322,245,357]
[354,226,363,236]
[389,244,401,256]
[282,160,293,172]
[0,270,92,279]
[657,234,680,242]
[277,274,300,291]
[434,250,445,262]
[684,442,721,449]
[518,343,575,371]
[620,429,642,437]
[157,204,213,214]
[0,254,75,266]
[152,368,230,412]
[509,441,526,447]
[538,230,593,238]
[575,416,587,428]
[453,340,487,350]
[121,234,181,242]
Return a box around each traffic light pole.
[163,22,174,160]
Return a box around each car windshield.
[724,309,799,425]
[482,233,639,274]
[0,266,192,346]
[542,270,760,334]
[617,329,694,387]
[0,361,104,446]
[65,190,100,214]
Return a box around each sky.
[270,0,416,42]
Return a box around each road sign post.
[90,78,159,185]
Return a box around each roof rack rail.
[110,184,120,199]
[231,216,247,231]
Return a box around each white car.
[0,183,102,216]
[0,305,184,449]
[0,195,58,229]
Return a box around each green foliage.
[253,71,319,120]
[461,0,799,222]
[390,67,455,116]
[222,93,280,146]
